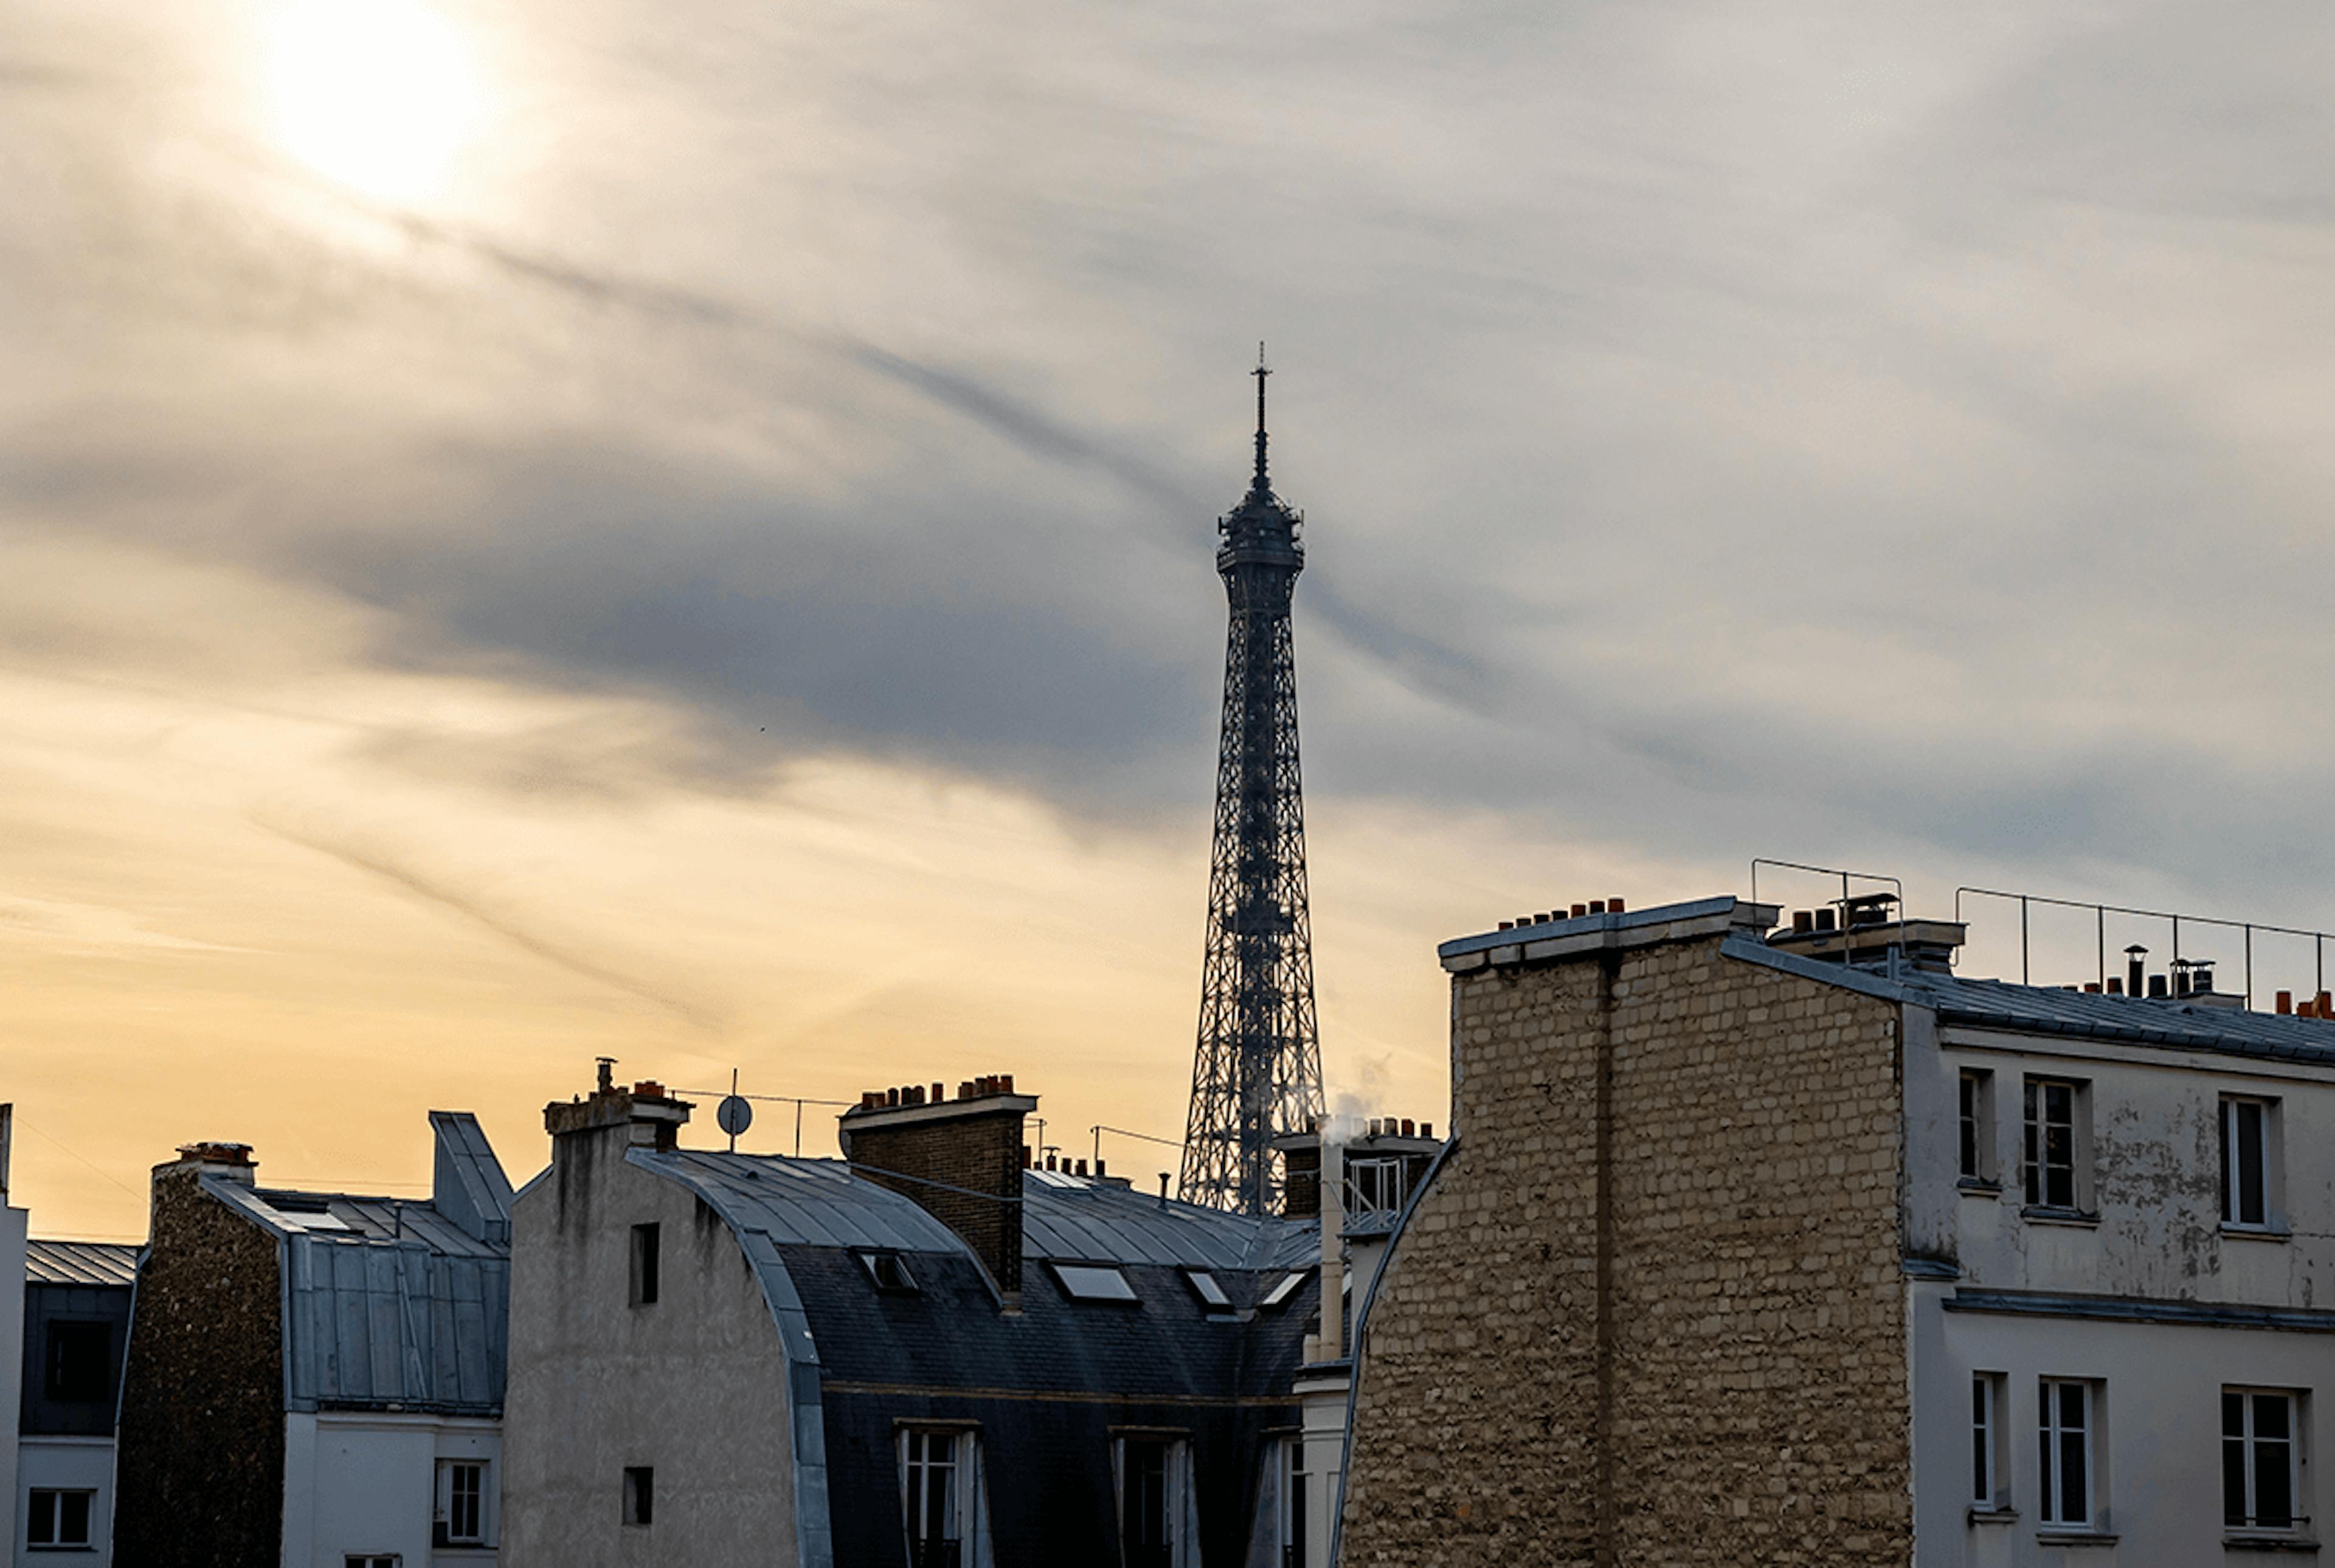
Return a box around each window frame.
[1112,1431,1197,1568]
[2037,1377,2100,1533]
[1260,1271,1307,1309]
[899,1425,984,1568]
[629,1222,661,1307]
[1957,1069,1998,1188]
[25,1488,95,1550]
[2221,1096,2283,1233]
[342,1558,399,1568]
[2224,1387,2303,1536]
[1971,1372,2009,1511]
[2022,1076,2092,1216]
[434,1457,489,1548]
[859,1250,921,1294]
[1049,1262,1138,1303]
[1280,1433,1309,1568]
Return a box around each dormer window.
[1182,1270,1231,1310]
[859,1251,919,1294]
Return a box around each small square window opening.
[860,1252,920,1294]
[1183,1270,1231,1310]
[622,1466,654,1527]
[26,1489,94,1549]
[1051,1263,1138,1302]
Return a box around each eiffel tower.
[1177,350,1327,1214]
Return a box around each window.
[860,1251,919,1294]
[1958,1070,1995,1185]
[344,1558,398,1568]
[629,1223,660,1307]
[1281,1435,1309,1568]
[2223,1097,2278,1230]
[1050,1263,1138,1302]
[43,1321,111,1404]
[1183,1270,1231,1310]
[2023,1078,2084,1211]
[25,1490,94,1550]
[902,1429,974,1568]
[1260,1271,1307,1309]
[435,1460,486,1547]
[1347,1157,1407,1220]
[622,1466,654,1527]
[2038,1379,2096,1530]
[1116,1436,1193,1568]
[1971,1372,2008,1508]
[2225,1389,2300,1533]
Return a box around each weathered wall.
[1339,934,1910,1566]
[114,1168,285,1568]
[501,1129,799,1568]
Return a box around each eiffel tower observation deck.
[1178,350,1327,1215]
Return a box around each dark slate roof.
[1727,933,2335,1069]
[26,1239,137,1288]
[631,1148,1321,1568]
[201,1113,512,1416]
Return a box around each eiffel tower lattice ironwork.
[1178,348,1326,1214]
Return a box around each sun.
[267,0,484,201]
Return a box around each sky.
[6,0,2335,1236]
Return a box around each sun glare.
[268,0,483,201]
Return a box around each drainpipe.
[1318,1135,1343,1360]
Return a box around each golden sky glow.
[266,0,485,200]
[9,0,2335,1238]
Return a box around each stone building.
[16,1239,135,1566]
[114,1112,512,1567]
[1338,893,2335,1566]
[501,1070,1320,1567]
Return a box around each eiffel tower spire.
[1178,349,1326,1214]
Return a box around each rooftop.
[26,1238,137,1288]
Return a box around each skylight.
[858,1251,918,1294]
[1183,1269,1233,1309]
[1051,1263,1138,1302]
[1260,1270,1307,1308]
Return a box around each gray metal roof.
[200,1111,512,1415]
[630,1150,1318,1269]
[26,1238,137,1288]
[1728,933,2335,1069]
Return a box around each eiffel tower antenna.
[1178,350,1326,1214]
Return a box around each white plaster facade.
[279,1412,500,1567]
[0,1193,23,1567]
[13,1438,108,1568]
[1901,998,2335,1563]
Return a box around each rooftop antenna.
[1251,341,1271,491]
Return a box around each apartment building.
[114,1112,513,1568]
[501,1069,1318,1567]
[1338,893,2335,1566]
[16,1240,135,1566]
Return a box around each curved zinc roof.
[27,1238,138,1288]
[631,1150,1317,1270]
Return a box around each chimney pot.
[2148,973,2168,998]
[1588,899,1606,914]
[1532,913,1551,925]
[1045,1153,1057,1171]
[960,1081,975,1100]
[1095,1158,1106,1178]
[1608,897,1625,913]
[2106,977,2123,995]
[931,1082,944,1103]
[1813,908,1836,932]
[886,1087,900,1108]
[1498,920,1514,931]
[1074,1159,1087,1177]
[633,1080,665,1099]
[2084,983,2101,993]
[2317,992,2331,1019]
[1400,1118,1416,1137]
[1021,1144,1031,1167]
[999,1074,1014,1093]
[1420,1121,1433,1138]
[2277,990,2294,1015]
[1569,903,1588,919]
[1793,910,1814,934]
[595,1057,617,1094]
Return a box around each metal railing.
[1952,886,2334,1010]
[1750,858,1904,919]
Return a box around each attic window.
[1260,1271,1307,1309]
[1050,1263,1138,1302]
[858,1251,919,1294]
[1183,1269,1232,1310]
[263,1197,350,1231]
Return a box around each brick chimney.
[544,1059,693,1158]
[837,1074,1033,1300]
[1272,1125,1323,1220]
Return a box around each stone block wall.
[1338,933,1910,1566]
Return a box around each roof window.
[1260,1270,1307,1309]
[1050,1262,1138,1302]
[1183,1269,1233,1310]
[858,1251,919,1294]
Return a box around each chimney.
[2126,945,2148,998]
[1315,1132,1344,1364]
[0,1102,10,1205]
[544,1068,694,1158]
[1275,1125,1322,1221]
[837,1076,1034,1299]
